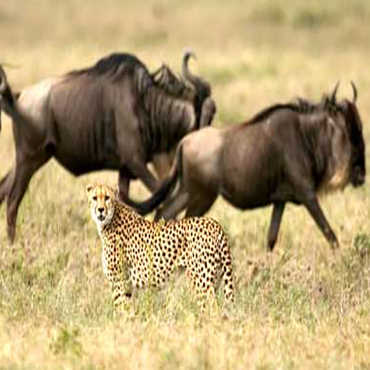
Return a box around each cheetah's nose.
[98,207,104,214]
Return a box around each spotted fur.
[86,184,234,312]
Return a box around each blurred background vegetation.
[1,0,370,369]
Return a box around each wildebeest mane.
[67,53,148,79]
[247,103,301,124]
[247,94,342,126]
[67,53,191,102]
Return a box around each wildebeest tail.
[136,144,183,215]
[0,65,16,132]
[0,65,15,106]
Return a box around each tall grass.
[1,0,370,368]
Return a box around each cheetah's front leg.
[104,248,133,314]
[110,274,133,313]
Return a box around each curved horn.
[182,49,211,96]
[350,80,358,103]
[330,81,340,103]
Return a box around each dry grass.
[1,0,370,368]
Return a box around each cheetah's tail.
[134,143,183,216]
[220,232,234,304]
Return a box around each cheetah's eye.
[104,196,110,201]
[92,196,97,201]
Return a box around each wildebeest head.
[182,50,216,129]
[326,82,366,187]
[151,50,216,130]
[140,51,216,156]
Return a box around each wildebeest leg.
[303,196,339,249]
[6,155,50,243]
[154,190,190,221]
[0,167,14,206]
[267,202,286,251]
[118,169,131,203]
[185,193,217,218]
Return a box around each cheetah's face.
[86,184,116,228]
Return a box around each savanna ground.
[1,0,370,368]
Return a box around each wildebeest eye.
[92,196,97,201]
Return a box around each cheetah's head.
[86,184,116,229]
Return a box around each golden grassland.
[1,0,370,368]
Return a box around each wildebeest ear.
[86,184,95,197]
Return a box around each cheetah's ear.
[86,184,95,198]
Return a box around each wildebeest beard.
[133,59,209,160]
[142,87,196,157]
[131,66,198,159]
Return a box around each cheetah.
[86,183,234,312]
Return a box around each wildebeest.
[136,84,366,251]
[0,51,216,243]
